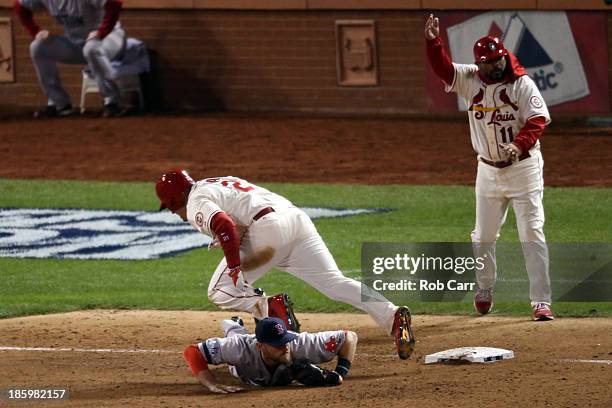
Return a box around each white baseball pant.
[208,207,398,334]
[471,148,552,305]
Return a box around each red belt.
[253,207,275,221]
[480,152,530,169]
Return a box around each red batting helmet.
[156,168,195,212]
[473,36,508,63]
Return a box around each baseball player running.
[156,170,415,359]
[15,0,127,117]
[424,14,553,321]
[183,317,358,392]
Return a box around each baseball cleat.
[392,306,415,360]
[474,288,494,315]
[253,287,265,296]
[230,316,244,326]
[33,104,73,119]
[267,293,301,332]
[102,103,128,118]
[532,303,554,321]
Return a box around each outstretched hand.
[425,14,440,40]
[204,383,243,394]
[197,369,243,394]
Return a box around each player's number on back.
[499,126,514,143]
[204,177,254,192]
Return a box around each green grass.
[0,178,611,318]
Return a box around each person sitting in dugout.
[183,316,358,393]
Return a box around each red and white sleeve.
[14,1,40,38]
[426,37,455,86]
[97,0,122,39]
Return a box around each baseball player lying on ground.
[183,317,358,393]
[156,170,414,360]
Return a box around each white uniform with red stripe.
[186,176,398,334]
[446,63,552,305]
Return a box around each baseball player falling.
[183,316,358,392]
[14,0,127,117]
[424,14,553,321]
[156,170,415,359]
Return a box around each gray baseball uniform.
[197,320,346,386]
[20,0,125,107]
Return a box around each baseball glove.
[290,359,342,387]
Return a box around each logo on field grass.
[0,207,388,260]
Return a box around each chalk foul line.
[0,346,176,354]
[2,346,611,366]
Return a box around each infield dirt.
[0,310,610,408]
[1,114,610,407]
[0,114,610,186]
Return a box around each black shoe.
[102,103,128,118]
[33,104,73,119]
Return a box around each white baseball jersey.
[197,176,399,335]
[186,176,293,236]
[19,0,120,42]
[199,329,346,386]
[447,63,550,162]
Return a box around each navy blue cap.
[255,317,298,347]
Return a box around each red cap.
[155,168,195,212]
[473,36,508,63]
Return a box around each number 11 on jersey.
[499,126,514,143]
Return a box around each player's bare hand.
[86,30,99,42]
[425,14,440,40]
[205,384,243,394]
[35,30,50,42]
[208,238,221,251]
[499,142,522,161]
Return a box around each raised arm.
[424,13,455,86]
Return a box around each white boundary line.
[2,347,611,366]
[0,346,399,359]
[558,359,612,365]
[0,346,176,354]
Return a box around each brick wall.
[609,13,612,114]
[0,6,610,115]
